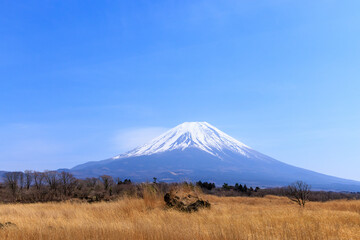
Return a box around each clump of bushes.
[220,183,260,196]
[196,181,215,190]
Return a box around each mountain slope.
[72,122,360,191]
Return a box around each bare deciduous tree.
[3,172,21,199]
[59,172,77,196]
[100,175,114,196]
[24,170,33,190]
[100,175,113,191]
[287,181,311,207]
[33,171,44,190]
[19,172,25,190]
[43,171,59,191]
[85,177,99,188]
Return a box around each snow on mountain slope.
[113,122,252,159]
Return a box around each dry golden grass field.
[0,194,359,240]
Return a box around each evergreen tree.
[222,183,230,190]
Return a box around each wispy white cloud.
[113,127,168,153]
[0,123,169,171]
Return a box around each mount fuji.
[71,122,360,191]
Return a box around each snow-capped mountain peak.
[113,122,252,159]
[72,121,360,192]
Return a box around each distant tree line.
[1,171,359,204]
[195,180,360,202]
[196,182,261,196]
[222,182,260,193]
[0,171,137,203]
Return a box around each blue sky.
[1,1,360,180]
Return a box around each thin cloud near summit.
[113,127,169,153]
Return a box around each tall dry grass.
[0,194,359,240]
